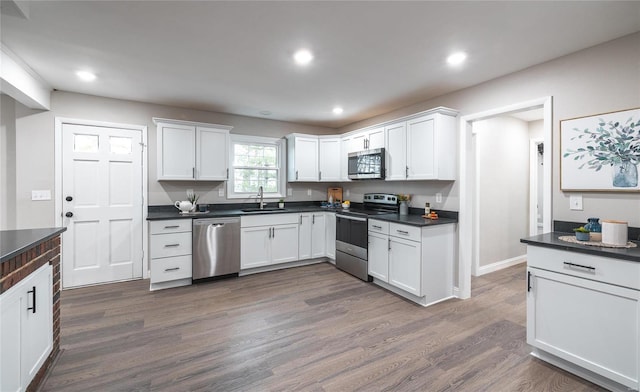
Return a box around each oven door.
[336,214,368,251]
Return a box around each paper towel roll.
[601,220,628,245]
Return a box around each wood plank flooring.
[41,262,605,391]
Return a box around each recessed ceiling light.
[446,52,467,66]
[76,70,96,82]
[293,49,313,66]
[332,107,344,115]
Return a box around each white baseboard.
[477,254,526,276]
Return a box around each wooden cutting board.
[327,187,343,203]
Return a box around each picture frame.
[560,107,640,192]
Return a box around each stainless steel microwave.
[348,148,385,180]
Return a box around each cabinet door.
[318,138,341,181]
[311,213,326,258]
[22,264,53,387]
[389,237,422,296]
[271,224,299,264]
[293,137,319,181]
[367,127,385,150]
[325,213,336,260]
[298,214,312,260]
[0,282,23,392]
[196,126,228,180]
[368,231,389,282]
[157,123,195,180]
[340,136,352,181]
[350,133,367,152]
[406,115,435,179]
[385,122,407,180]
[527,268,640,389]
[241,227,271,268]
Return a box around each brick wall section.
[1,235,62,392]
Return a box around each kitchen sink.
[241,208,287,213]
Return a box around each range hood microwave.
[348,148,385,180]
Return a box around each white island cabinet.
[526,244,640,392]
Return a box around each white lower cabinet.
[0,263,52,392]
[149,220,192,290]
[325,212,336,261]
[368,219,454,306]
[526,246,640,391]
[298,212,327,260]
[241,214,299,269]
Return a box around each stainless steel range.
[335,193,399,281]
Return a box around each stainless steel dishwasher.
[192,217,241,281]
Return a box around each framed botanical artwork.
[561,107,640,191]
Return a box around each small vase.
[278,202,284,209]
[584,218,601,233]
[612,161,638,188]
[575,232,590,241]
[399,201,408,215]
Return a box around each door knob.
[65,212,73,218]
[65,196,73,202]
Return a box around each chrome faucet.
[257,186,265,209]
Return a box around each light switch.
[307,189,312,196]
[287,188,292,196]
[218,187,224,197]
[435,193,442,203]
[345,189,350,198]
[570,194,583,210]
[32,190,51,201]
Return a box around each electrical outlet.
[218,187,224,197]
[31,190,51,201]
[570,194,583,210]
[307,188,312,196]
[287,188,292,196]
[345,189,350,198]
[435,193,442,203]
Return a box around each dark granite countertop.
[1,227,67,263]
[521,232,640,263]
[369,213,457,228]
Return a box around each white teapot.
[174,200,194,213]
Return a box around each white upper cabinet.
[155,118,232,181]
[318,137,341,182]
[384,109,457,181]
[287,134,319,182]
[340,135,352,182]
[349,126,384,152]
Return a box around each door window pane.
[109,137,132,154]
[74,134,99,152]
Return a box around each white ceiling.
[2,1,639,128]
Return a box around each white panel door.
[385,122,407,180]
[311,213,326,258]
[298,214,312,260]
[240,227,271,268]
[368,231,389,282]
[350,133,367,152]
[0,281,23,392]
[406,116,435,179]
[293,137,319,181]
[325,212,336,260]
[157,123,195,180]
[271,224,299,264]
[196,126,228,180]
[367,127,385,149]
[340,136,352,181]
[318,138,341,181]
[389,237,422,296]
[62,123,143,288]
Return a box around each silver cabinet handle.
[319,171,322,181]
[164,225,179,229]
[563,262,596,272]
[164,267,180,272]
[164,243,180,247]
[299,215,302,224]
[372,225,382,229]
[405,166,409,178]
[296,171,299,180]
[396,230,409,235]
[312,215,315,224]
[192,167,195,179]
[388,238,391,251]
[272,227,275,238]
[226,168,229,179]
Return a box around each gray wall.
[1,95,17,229]
[339,32,640,227]
[475,117,529,267]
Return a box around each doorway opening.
[457,97,552,299]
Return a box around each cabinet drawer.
[369,219,389,235]
[150,219,192,234]
[527,246,640,289]
[150,255,192,283]
[241,213,299,228]
[389,223,421,242]
[150,232,192,259]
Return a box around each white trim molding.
[477,254,527,276]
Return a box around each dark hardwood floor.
[42,262,605,391]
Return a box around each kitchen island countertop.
[521,232,640,262]
[1,227,67,263]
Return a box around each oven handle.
[336,214,367,222]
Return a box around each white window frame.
[227,134,286,200]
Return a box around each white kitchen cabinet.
[349,127,385,152]
[299,212,326,260]
[325,212,336,261]
[340,135,353,181]
[286,134,319,182]
[155,118,232,181]
[526,246,640,391]
[0,263,52,392]
[383,109,458,181]
[368,219,455,306]
[318,137,341,181]
[149,219,192,290]
[241,214,300,268]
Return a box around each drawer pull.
[164,267,180,272]
[27,286,36,313]
[164,243,180,248]
[563,262,596,272]
[372,225,382,229]
[164,225,180,229]
[396,230,409,235]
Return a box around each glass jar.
[584,218,601,233]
